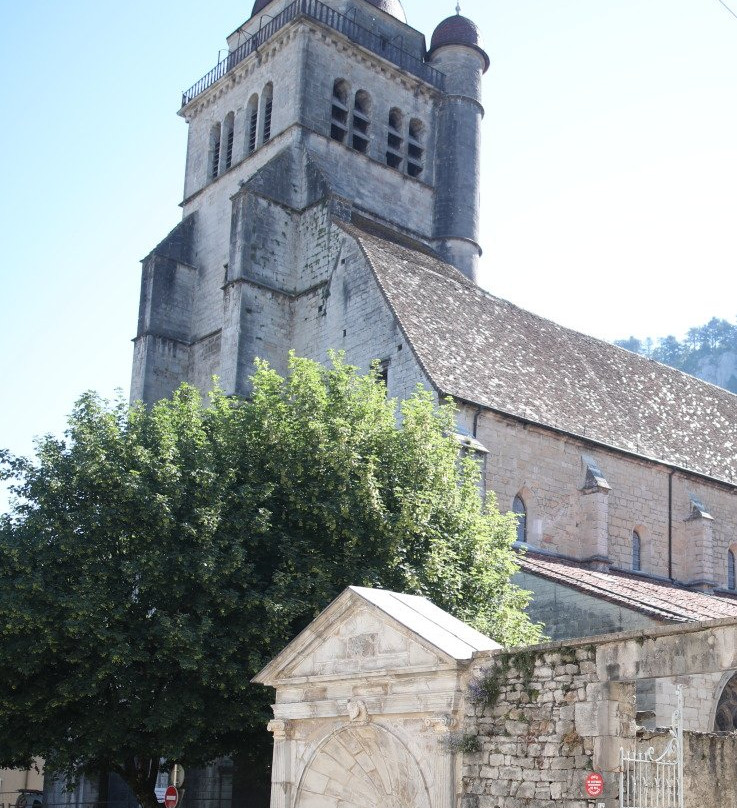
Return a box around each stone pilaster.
[425,714,456,808]
[580,455,612,566]
[267,719,293,808]
[683,497,715,589]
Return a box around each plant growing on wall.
[0,353,542,808]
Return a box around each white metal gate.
[620,686,684,808]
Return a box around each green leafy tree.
[652,335,683,367]
[0,354,541,808]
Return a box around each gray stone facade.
[132,0,486,406]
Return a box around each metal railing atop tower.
[181,0,445,107]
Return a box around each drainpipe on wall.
[472,405,482,438]
[669,470,675,580]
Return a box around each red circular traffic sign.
[164,787,179,808]
[585,773,605,797]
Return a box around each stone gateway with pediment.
[253,586,500,808]
[257,588,737,808]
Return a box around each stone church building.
[30,1,737,807]
[131,0,737,646]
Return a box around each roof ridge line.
[520,557,729,622]
[384,590,484,648]
[337,220,444,396]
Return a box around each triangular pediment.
[285,603,446,680]
[254,587,497,686]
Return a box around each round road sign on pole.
[164,786,179,808]
[585,772,605,798]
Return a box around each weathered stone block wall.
[633,730,737,808]
[293,227,433,402]
[300,31,438,208]
[462,646,623,808]
[131,335,191,405]
[460,622,737,807]
[683,731,737,807]
[182,29,302,199]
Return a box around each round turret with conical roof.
[429,13,489,72]
[428,8,489,283]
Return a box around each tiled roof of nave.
[342,223,737,484]
[520,552,737,623]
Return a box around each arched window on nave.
[513,495,527,545]
[632,530,642,572]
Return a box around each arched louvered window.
[729,550,736,591]
[246,94,259,155]
[386,108,403,170]
[352,90,371,154]
[330,79,349,143]
[513,495,527,544]
[261,82,273,144]
[632,530,642,572]
[209,122,222,180]
[223,112,235,170]
[407,118,425,178]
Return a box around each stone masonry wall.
[513,572,661,642]
[634,730,737,808]
[459,620,737,808]
[461,645,615,808]
[683,731,737,807]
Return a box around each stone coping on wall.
[474,613,737,662]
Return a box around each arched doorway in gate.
[295,723,432,808]
[714,671,737,732]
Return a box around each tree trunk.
[119,756,161,808]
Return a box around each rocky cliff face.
[688,350,737,393]
[615,319,737,395]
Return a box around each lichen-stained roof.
[519,552,737,623]
[342,222,737,484]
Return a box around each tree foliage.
[0,354,540,806]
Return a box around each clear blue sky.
[1,0,737,507]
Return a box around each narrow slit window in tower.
[331,79,349,143]
[729,550,736,591]
[377,359,390,388]
[407,118,425,178]
[352,90,371,154]
[386,108,403,170]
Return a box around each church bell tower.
[131,0,489,403]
